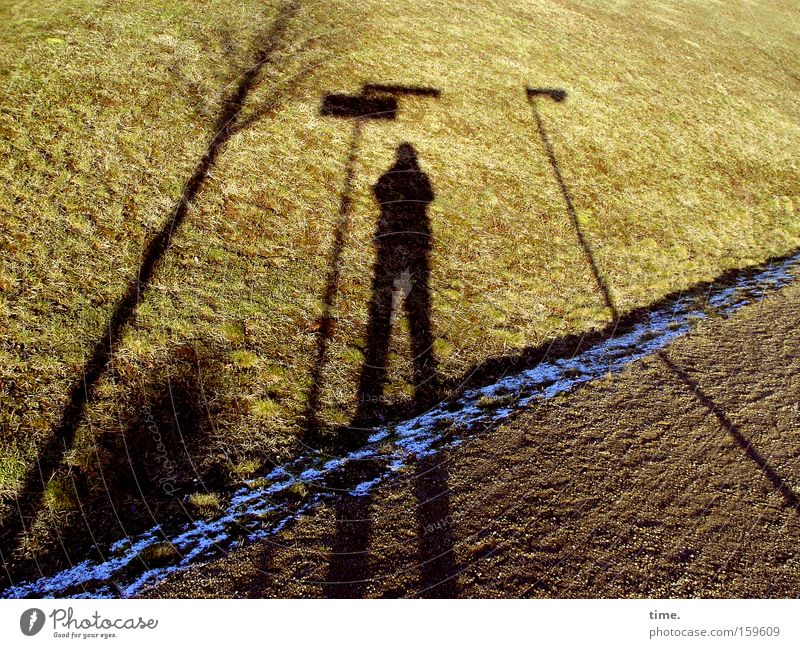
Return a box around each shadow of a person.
[413,453,458,597]
[353,142,438,426]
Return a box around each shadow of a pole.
[412,452,458,597]
[0,0,302,565]
[526,88,618,320]
[659,351,800,510]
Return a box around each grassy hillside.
[1,0,798,571]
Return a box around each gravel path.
[147,281,800,598]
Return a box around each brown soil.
[145,281,800,598]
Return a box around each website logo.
[20,608,46,636]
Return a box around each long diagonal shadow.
[659,352,800,510]
[526,88,619,320]
[0,0,302,562]
[302,118,366,440]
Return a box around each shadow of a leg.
[352,264,395,425]
[413,453,457,597]
[322,493,373,598]
[405,256,438,407]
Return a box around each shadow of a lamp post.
[305,85,440,446]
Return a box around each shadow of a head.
[395,141,420,167]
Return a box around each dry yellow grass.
[1,0,799,563]
[188,491,222,518]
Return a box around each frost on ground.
[4,252,799,599]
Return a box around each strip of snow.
[4,252,798,599]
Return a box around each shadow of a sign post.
[526,86,618,320]
[304,84,440,447]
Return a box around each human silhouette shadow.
[352,143,438,428]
